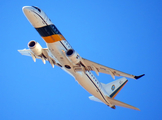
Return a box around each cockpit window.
[32,6,41,12]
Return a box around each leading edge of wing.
[82,58,145,80]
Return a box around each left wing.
[82,58,144,80]
[18,48,56,68]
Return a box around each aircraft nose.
[22,6,32,13]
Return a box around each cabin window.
[32,6,41,12]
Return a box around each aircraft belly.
[46,41,75,76]
[74,71,107,104]
[47,42,68,64]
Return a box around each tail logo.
[111,85,115,91]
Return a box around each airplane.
[18,6,145,111]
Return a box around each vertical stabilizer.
[101,77,128,98]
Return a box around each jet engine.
[28,40,43,56]
[66,49,81,64]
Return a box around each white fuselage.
[23,6,109,105]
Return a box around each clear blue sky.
[0,0,162,120]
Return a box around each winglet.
[134,74,145,79]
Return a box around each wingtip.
[134,74,145,79]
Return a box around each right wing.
[82,58,145,80]
[18,48,56,68]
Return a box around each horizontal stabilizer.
[106,97,140,111]
[89,96,103,103]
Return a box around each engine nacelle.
[28,40,43,56]
[66,49,81,64]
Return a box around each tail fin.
[101,77,128,98]
[106,97,140,111]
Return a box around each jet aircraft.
[18,6,144,110]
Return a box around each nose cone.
[22,6,32,14]
[22,6,38,27]
[22,6,53,28]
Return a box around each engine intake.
[28,40,43,56]
[66,49,81,65]
[28,41,36,47]
[66,49,74,56]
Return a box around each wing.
[18,48,56,68]
[82,58,144,80]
